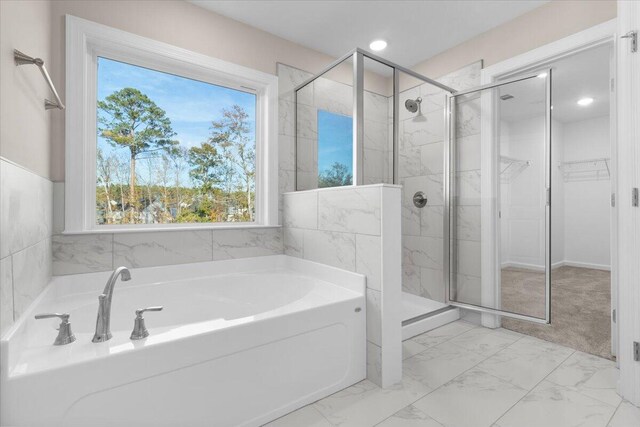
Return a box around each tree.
[96,148,115,223]
[97,87,177,222]
[155,154,174,221]
[209,105,255,221]
[318,162,352,188]
[112,151,130,221]
[170,147,190,218]
[188,142,221,193]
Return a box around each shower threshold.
[401,292,460,340]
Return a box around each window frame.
[65,15,278,233]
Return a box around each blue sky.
[317,110,353,175]
[96,57,256,161]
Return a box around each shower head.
[405,97,422,113]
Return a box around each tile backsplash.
[52,228,283,275]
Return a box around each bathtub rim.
[1,255,366,379]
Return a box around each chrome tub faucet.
[92,266,131,343]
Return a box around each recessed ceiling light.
[369,40,387,51]
[537,72,548,79]
[577,97,594,106]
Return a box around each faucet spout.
[92,266,131,343]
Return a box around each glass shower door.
[445,71,552,324]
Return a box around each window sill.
[62,224,282,235]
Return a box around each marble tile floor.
[265,320,639,427]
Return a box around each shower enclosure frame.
[292,47,456,190]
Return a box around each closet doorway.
[445,22,617,361]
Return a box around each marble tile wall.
[282,184,402,388]
[278,63,312,214]
[52,227,283,275]
[397,62,482,305]
[0,158,53,335]
[364,90,393,185]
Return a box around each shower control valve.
[413,191,428,208]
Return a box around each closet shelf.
[500,156,531,183]
[558,158,610,182]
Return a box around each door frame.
[616,0,640,406]
[480,19,619,347]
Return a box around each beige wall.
[376,0,615,104]
[412,0,616,80]
[0,0,53,179]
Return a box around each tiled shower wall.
[282,184,402,388]
[0,159,53,335]
[398,62,482,304]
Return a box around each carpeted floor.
[501,266,612,360]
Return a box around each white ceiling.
[548,44,611,123]
[190,0,549,67]
[499,43,611,123]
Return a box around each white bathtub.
[0,255,366,427]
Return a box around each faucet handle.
[135,306,163,317]
[35,312,70,321]
[35,313,76,345]
[130,306,163,340]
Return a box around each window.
[65,16,278,232]
[96,58,256,225]
[317,110,353,188]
